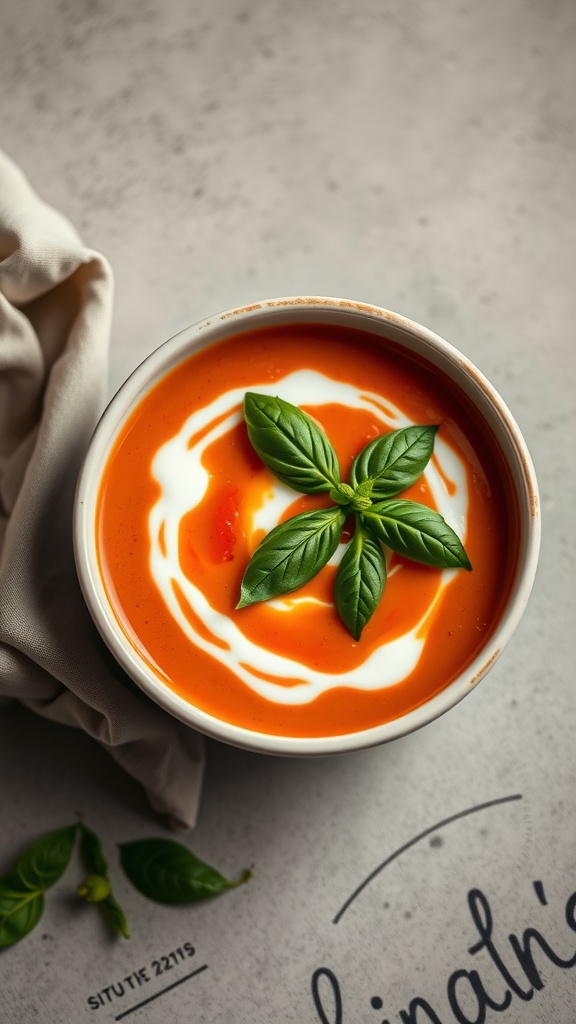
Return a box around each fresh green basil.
[243,392,340,493]
[15,824,78,891]
[330,482,356,505]
[330,481,373,511]
[334,524,387,640]
[99,893,130,940]
[2,823,245,946]
[0,825,78,947]
[78,823,130,938]
[350,424,438,499]
[237,506,346,607]
[0,877,45,947]
[362,499,472,569]
[119,838,251,905]
[238,393,472,637]
[79,823,108,878]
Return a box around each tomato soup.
[96,322,519,739]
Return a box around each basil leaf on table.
[350,425,438,500]
[334,522,387,640]
[99,893,130,940]
[0,877,45,947]
[363,499,472,570]
[119,839,251,905]
[2,822,244,945]
[79,823,109,878]
[0,824,77,947]
[243,392,340,494]
[78,822,130,939]
[237,506,346,607]
[15,824,78,891]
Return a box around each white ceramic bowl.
[74,297,540,755]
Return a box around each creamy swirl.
[148,370,468,705]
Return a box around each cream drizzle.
[149,371,468,705]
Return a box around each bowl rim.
[74,295,541,756]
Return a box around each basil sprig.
[78,823,130,939]
[238,393,472,639]
[0,824,251,947]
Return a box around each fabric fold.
[0,150,205,829]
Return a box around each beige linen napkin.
[0,151,204,828]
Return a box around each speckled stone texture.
[1,0,575,1021]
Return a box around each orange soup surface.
[97,323,518,738]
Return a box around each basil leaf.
[100,893,130,940]
[79,823,130,939]
[237,506,346,607]
[0,876,45,947]
[363,499,472,570]
[0,825,77,947]
[334,523,387,640]
[79,823,108,878]
[350,425,438,499]
[15,825,78,892]
[244,392,340,493]
[119,838,251,905]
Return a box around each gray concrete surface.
[1,0,575,1020]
